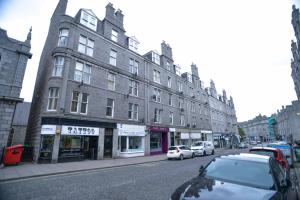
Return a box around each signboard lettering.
[62,125,99,136]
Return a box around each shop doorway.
[104,129,113,158]
[39,135,54,163]
[84,136,98,160]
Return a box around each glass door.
[39,135,54,162]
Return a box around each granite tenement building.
[0,27,32,158]
[274,5,300,142]
[207,80,238,147]
[26,0,237,163]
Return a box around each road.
[0,148,249,200]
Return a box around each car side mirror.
[199,165,204,174]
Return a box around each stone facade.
[206,80,238,147]
[273,5,300,143]
[238,114,270,142]
[26,0,237,163]
[11,102,31,145]
[0,27,32,159]
[275,102,300,142]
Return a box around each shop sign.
[181,133,190,139]
[201,130,213,134]
[149,126,169,132]
[117,124,146,136]
[61,125,99,136]
[190,133,201,139]
[41,125,56,135]
[169,128,176,132]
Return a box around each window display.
[150,133,162,150]
[119,136,143,152]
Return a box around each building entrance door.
[104,129,113,158]
[84,136,98,160]
[39,135,54,163]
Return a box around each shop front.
[58,125,99,162]
[176,129,213,147]
[117,124,146,158]
[149,126,169,155]
[39,125,56,163]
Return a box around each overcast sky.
[1,0,299,122]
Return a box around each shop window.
[150,133,162,150]
[119,136,143,153]
[59,136,83,158]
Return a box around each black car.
[170,153,297,200]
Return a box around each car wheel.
[168,158,172,160]
[179,154,184,160]
[203,151,206,156]
[211,150,215,155]
[192,153,195,158]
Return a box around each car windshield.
[203,158,274,190]
[192,142,203,147]
[168,147,176,150]
[250,150,276,158]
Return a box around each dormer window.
[111,29,118,42]
[152,52,160,65]
[128,37,139,52]
[80,10,97,31]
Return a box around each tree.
[238,127,246,141]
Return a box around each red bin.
[3,145,24,165]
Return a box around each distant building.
[275,102,300,142]
[238,114,269,142]
[26,0,237,163]
[0,27,32,159]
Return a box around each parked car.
[191,141,214,156]
[167,145,194,160]
[170,153,297,200]
[267,143,295,168]
[249,147,289,171]
[250,141,257,145]
[294,146,300,162]
[238,142,248,149]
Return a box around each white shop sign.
[181,133,190,139]
[190,133,201,139]
[41,125,56,135]
[117,124,146,136]
[61,125,99,136]
[201,130,213,134]
[169,128,176,132]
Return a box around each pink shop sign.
[149,126,169,132]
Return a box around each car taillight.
[176,148,180,153]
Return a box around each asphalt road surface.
[0,148,248,200]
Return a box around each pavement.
[0,148,233,182]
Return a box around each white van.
[191,141,214,156]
